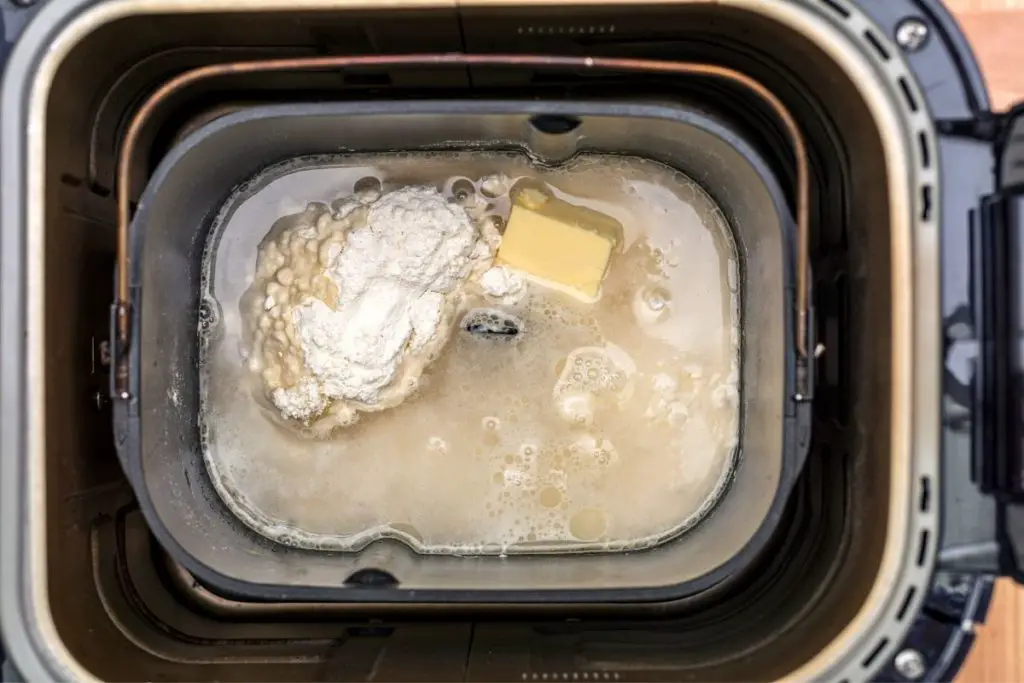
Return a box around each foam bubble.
[633,284,672,325]
[556,392,595,427]
[569,508,608,541]
[553,346,636,408]
[539,486,563,508]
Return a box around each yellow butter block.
[496,199,617,300]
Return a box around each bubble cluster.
[556,393,595,427]
[462,307,523,337]
[553,345,637,425]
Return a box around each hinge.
[972,190,1023,499]
[967,104,1024,581]
[971,104,1024,501]
[936,113,1003,142]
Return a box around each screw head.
[98,340,112,366]
[93,391,109,411]
[11,0,38,7]
[895,18,930,52]
[894,649,927,680]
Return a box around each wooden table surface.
[948,0,1024,111]
[935,2,1023,681]
[958,580,1024,681]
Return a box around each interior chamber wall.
[39,4,890,680]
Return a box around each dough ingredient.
[247,186,495,427]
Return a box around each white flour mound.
[479,265,526,304]
[251,186,494,426]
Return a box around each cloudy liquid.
[200,152,741,554]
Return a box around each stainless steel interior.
[1,0,938,680]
